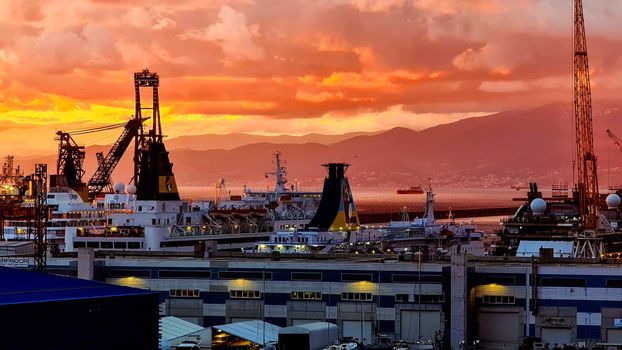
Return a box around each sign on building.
[0,257,29,268]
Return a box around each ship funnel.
[307,163,359,231]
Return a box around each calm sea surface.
[178,186,531,212]
[178,186,519,232]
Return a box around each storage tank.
[278,322,338,350]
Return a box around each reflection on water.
[179,186,526,213]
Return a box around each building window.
[169,289,200,298]
[540,278,585,287]
[291,272,322,281]
[395,294,409,303]
[229,290,261,299]
[219,271,272,280]
[158,270,211,279]
[606,279,622,288]
[341,273,373,282]
[291,291,322,300]
[341,292,373,301]
[482,295,515,305]
[414,294,445,303]
[391,274,443,283]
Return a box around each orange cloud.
[0,0,619,154]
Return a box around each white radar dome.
[530,198,547,215]
[607,193,621,209]
[126,184,137,195]
[114,182,125,194]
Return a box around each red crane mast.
[573,0,599,230]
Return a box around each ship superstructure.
[214,151,322,230]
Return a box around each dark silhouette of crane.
[87,117,146,200]
[53,117,147,201]
[52,131,87,201]
[133,69,180,201]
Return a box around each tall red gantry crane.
[573,0,603,257]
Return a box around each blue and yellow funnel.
[307,163,359,231]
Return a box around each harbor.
[2,1,622,350]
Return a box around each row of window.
[213,271,443,283]
[75,241,142,249]
[106,269,449,282]
[113,269,622,288]
[172,288,447,304]
[341,292,373,301]
[291,291,322,300]
[395,294,445,303]
[482,295,515,305]
[230,290,261,299]
[170,289,200,298]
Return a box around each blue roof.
[0,267,154,305]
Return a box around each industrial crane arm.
[606,129,622,153]
[87,118,147,200]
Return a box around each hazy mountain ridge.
[14,101,622,189]
[164,131,379,151]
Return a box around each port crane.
[54,117,147,201]
[606,129,622,154]
[572,0,604,258]
[86,117,146,200]
[53,131,87,201]
[53,68,177,202]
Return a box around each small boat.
[396,186,424,194]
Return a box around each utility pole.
[33,164,48,273]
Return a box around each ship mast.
[265,151,287,193]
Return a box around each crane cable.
[66,121,128,135]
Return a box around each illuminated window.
[291,291,322,300]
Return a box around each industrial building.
[40,251,622,350]
[0,266,159,349]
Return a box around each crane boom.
[573,0,599,230]
[87,117,146,200]
[606,129,622,153]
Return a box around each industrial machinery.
[51,131,88,201]
[87,117,145,200]
[606,129,622,153]
[572,0,605,257]
[32,164,47,272]
[133,69,180,201]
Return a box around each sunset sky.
[1,0,622,155]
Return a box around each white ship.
[213,151,322,230]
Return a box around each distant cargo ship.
[396,185,424,194]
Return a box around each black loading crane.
[52,131,88,201]
[55,117,147,202]
[87,117,146,201]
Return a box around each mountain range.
[16,101,622,189]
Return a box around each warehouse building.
[44,252,622,350]
[0,266,159,349]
